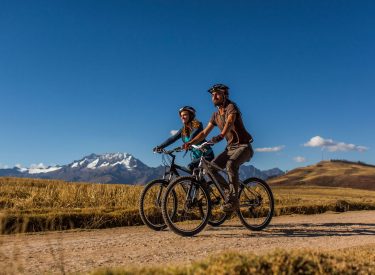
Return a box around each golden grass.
[270,161,375,190]
[91,245,375,275]
[272,185,375,215]
[0,177,142,209]
[0,177,144,233]
[1,177,375,234]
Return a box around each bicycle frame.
[199,156,265,208]
[191,143,246,202]
[166,155,191,180]
[198,157,232,199]
[160,149,191,181]
[155,149,192,206]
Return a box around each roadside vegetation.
[92,245,375,275]
[1,177,375,234]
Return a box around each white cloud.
[294,156,306,163]
[255,145,285,153]
[15,163,23,168]
[304,136,334,147]
[304,136,368,152]
[170,129,179,136]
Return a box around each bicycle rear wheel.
[139,179,176,231]
[237,177,274,231]
[162,176,211,237]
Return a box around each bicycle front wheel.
[139,179,176,231]
[162,176,211,237]
[237,177,274,231]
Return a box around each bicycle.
[161,141,275,237]
[139,147,228,231]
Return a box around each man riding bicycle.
[183,84,254,212]
[154,106,214,172]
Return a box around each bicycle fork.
[184,183,197,209]
[155,185,164,207]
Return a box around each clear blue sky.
[1,0,374,171]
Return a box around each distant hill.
[269,160,375,190]
[0,152,283,184]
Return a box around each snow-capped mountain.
[68,153,143,171]
[0,153,161,184]
[0,152,283,184]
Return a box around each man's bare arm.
[189,122,215,145]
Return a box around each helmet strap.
[215,95,227,108]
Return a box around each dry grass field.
[1,173,375,234]
[0,177,143,233]
[273,185,375,215]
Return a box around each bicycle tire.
[162,176,211,237]
[139,179,176,231]
[237,177,274,231]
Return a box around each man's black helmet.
[179,106,196,120]
[207,84,229,95]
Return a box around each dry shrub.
[91,246,375,275]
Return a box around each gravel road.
[1,210,374,274]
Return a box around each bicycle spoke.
[139,180,172,231]
[238,178,274,231]
[162,176,211,236]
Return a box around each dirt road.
[1,210,375,274]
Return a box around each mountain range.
[0,152,284,184]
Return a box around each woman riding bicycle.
[153,106,214,171]
[141,107,219,231]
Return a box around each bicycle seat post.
[192,167,199,177]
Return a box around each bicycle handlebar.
[164,147,183,154]
[154,147,183,155]
[154,141,214,155]
[191,141,215,151]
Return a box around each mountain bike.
[139,147,228,231]
[161,142,275,237]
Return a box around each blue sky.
[1,0,374,171]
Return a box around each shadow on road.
[201,222,375,238]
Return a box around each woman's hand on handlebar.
[182,142,191,151]
[153,146,163,153]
